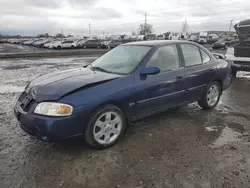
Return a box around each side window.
[180,44,202,67]
[200,49,211,63]
[147,45,180,72]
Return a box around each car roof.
[122,40,197,47]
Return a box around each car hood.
[26,68,121,102]
[234,19,250,43]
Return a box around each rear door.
[179,43,217,101]
[135,44,186,118]
[86,40,92,48]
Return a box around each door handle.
[176,76,183,80]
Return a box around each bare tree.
[138,23,153,35]
[181,19,189,33]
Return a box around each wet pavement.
[0,56,250,188]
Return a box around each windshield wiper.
[91,66,110,73]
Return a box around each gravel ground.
[0,55,250,188]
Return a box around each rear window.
[200,49,211,63]
[180,44,202,67]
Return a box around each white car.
[60,40,77,49]
[48,41,63,49]
[226,19,250,76]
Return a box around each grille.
[234,61,250,65]
[18,92,27,102]
[20,123,38,137]
[18,92,34,112]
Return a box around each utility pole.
[89,22,91,38]
[229,20,233,32]
[144,12,147,35]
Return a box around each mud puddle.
[0,58,250,188]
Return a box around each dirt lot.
[0,56,250,188]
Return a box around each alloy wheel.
[93,111,122,145]
[206,84,219,107]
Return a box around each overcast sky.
[0,0,249,36]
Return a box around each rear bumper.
[226,54,250,71]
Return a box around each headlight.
[34,102,73,116]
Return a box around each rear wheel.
[85,105,126,149]
[57,46,61,50]
[198,82,221,110]
[71,45,75,49]
[97,45,100,49]
[224,44,229,49]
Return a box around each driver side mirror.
[212,53,226,60]
[140,66,160,76]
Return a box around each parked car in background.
[108,40,123,48]
[48,40,62,49]
[100,40,111,48]
[82,39,102,48]
[198,32,208,44]
[60,40,77,49]
[23,39,34,45]
[14,40,231,149]
[189,33,199,42]
[33,39,45,47]
[144,34,157,40]
[212,38,239,49]
[226,19,250,76]
[0,39,6,43]
[76,39,86,48]
[40,39,53,48]
[43,40,55,48]
[207,34,219,44]
[34,39,52,48]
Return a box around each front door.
[135,44,186,118]
[179,44,217,101]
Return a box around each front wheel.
[85,105,126,149]
[198,82,221,110]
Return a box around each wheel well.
[213,80,223,94]
[90,101,130,122]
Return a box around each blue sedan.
[14,40,231,149]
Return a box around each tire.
[97,45,100,49]
[57,46,61,50]
[198,81,221,110]
[85,105,126,149]
[83,45,86,49]
[71,45,75,49]
[224,44,228,49]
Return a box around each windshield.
[90,45,151,74]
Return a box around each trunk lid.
[234,19,250,57]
